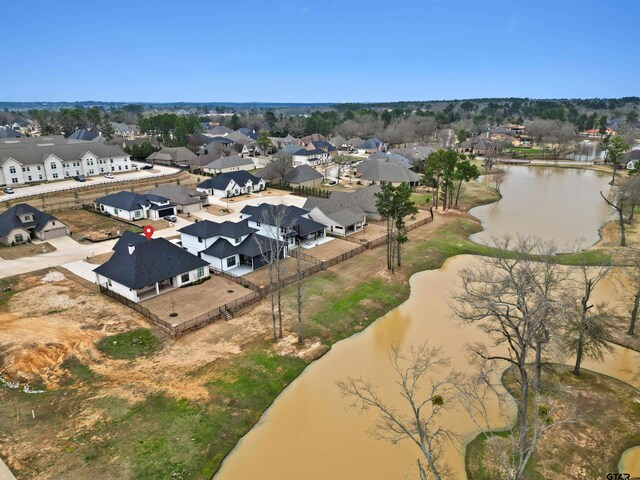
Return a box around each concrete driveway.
[0,163,179,203]
[0,215,193,279]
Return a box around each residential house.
[0,139,132,186]
[109,122,137,138]
[626,149,640,170]
[66,129,101,142]
[367,151,413,169]
[239,203,327,250]
[292,147,331,167]
[357,158,421,187]
[148,184,207,213]
[196,171,265,198]
[579,128,618,139]
[391,145,436,163]
[209,125,234,136]
[356,137,385,154]
[179,219,281,274]
[330,135,349,151]
[345,137,364,151]
[202,155,255,174]
[0,203,70,246]
[237,128,259,141]
[146,147,198,167]
[94,191,177,221]
[456,137,495,155]
[0,126,22,138]
[283,165,324,187]
[303,196,365,237]
[308,140,338,158]
[94,232,210,302]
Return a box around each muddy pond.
[215,166,637,480]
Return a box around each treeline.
[138,114,201,146]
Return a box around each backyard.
[0,241,56,260]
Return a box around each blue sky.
[1,0,638,103]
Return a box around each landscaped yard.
[53,208,142,242]
[0,241,56,260]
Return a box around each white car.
[104,173,115,179]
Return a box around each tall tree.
[100,119,115,141]
[338,344,460,480]
[453,160,480,207]
[229,113,241,130]
[452,236,565,469]
[607,135,630,185]
[257,130,273,155]
[375,184,417,271]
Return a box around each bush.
[96,328,163,360]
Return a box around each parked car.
[3,187,15,194]
[141,164,153,170]
[74,175,86,182]
[164,215,177,223]
[104,173,115,179]
[326,180,338,186]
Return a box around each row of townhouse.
[0,136,132,186]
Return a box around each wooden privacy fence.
[99,284,262,338]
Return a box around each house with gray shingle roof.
[202,155,255,174]
[146,147,197,167]
[94,233,210,302]
[292,147,331,167]
[178,219,282,275]
[283,165,323,188]
[357,158,420,187]
[94,191,176,221]
[356,137,385,154]
[0,203,70,246]
[148,184,207,213]
[303,196,365,237]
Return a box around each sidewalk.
[0,458,16,480]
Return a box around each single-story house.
[146,147,198,167]
[148,184,207,213]
[202,155,255,174]
[283,165,324,187]
[456,137,494,156]
[196,171,265,198]
[94,232,210,302]
[303,197,365,237]
[178,219,281,274]
[94,191,177,221]
[357,159,421,187]
[239,203,327,250]
[0,203,70,246]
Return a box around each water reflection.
[470,166,614,251]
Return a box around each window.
[256,221,261,227]
[107,279,112,287]
[52,173,59,179]
[134,211,141,219]
[88,169,94,175]
[22,167,27,172]
[50,162,57,170]
[38,175,43,180]
[9,166,16,174]
[197,237,203,243]
[181,273,190,283]
[235,237,241,244]
[27,176,32,181]
[14,234,24,243]
[11,178,18,184]
[197,267,205,278]
[226,256,237,267]
[37,166,41,171]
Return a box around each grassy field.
[466,364,640,480]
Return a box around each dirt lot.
[140,275,253,324]
[53,209,142,242]
[303,237,363,261]
[0,241,56,260]
[243,257,315,287]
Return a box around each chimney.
[128,244,135,255]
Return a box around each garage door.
[157,208,174,217]
[41,227,69,240]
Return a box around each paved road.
[0,215,192,279]
[0,193,307,279]
[0,163,179,203]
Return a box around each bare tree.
[561,263,613,376]
[452,236,565,464]
[458,358,564,480]
[337,344,460,480]
[601,189,627,246]
[255,206,290,339]
[620,248,640,336]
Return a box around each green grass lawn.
[97,329,164,360]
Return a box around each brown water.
[215,167,637,480]
[469,166,613,251]
[619,446,640,476]
[215,257,639,480]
